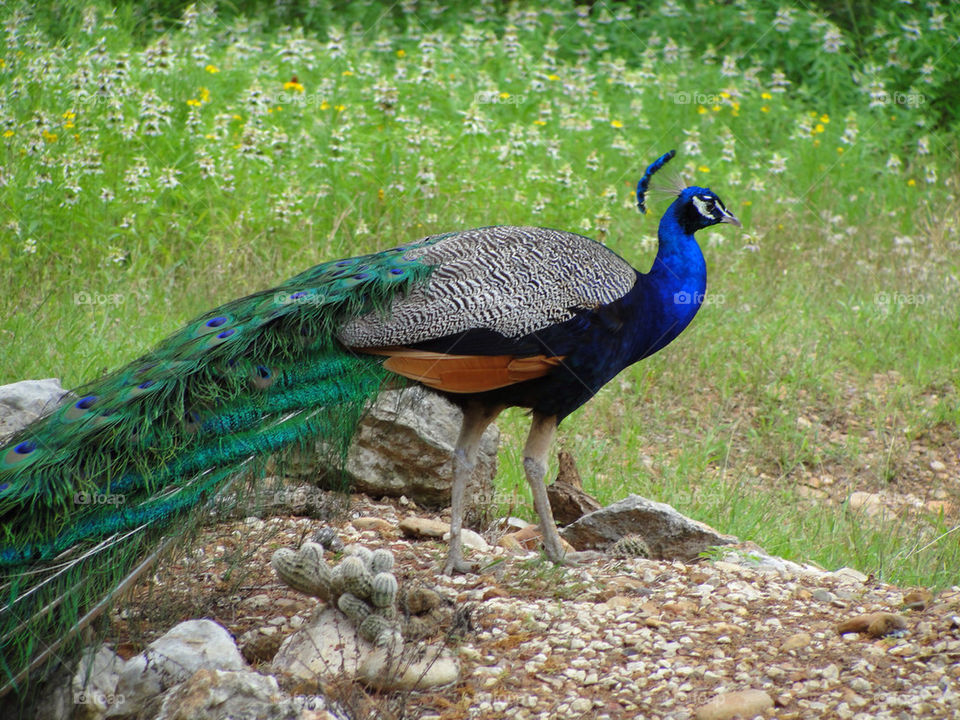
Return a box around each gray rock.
[295,386,499,510]
[154,669,298,720]
[560,494,737,561]
[108,620,247,718]
[72,646,125,720]
[358,644,460,691]
[0,378,66,439]
[271,606,374,683]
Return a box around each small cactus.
[338,592,371,623]
[344,544,373,568]
[271,544,332,600]
[370,548,395,574]
[358,613,397,643]
[341,555,373,598]
[273,542,451,649]
[371,572,399,608]
[610,534,650,559]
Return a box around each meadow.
[1,0,958,588]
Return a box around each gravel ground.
[116,495,960,720]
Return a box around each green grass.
[1,0,959,589]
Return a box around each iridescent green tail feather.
[0,239,437,698]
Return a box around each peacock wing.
[337,225,637,349]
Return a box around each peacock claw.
[442,555,476,575]
[553,550,603,567]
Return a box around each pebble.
[398,516,449,538]
[781,632,812,652]
[930,460,947,472]
[812,589,836,603]
[694,689,773,720]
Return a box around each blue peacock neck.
[632,200,707,361]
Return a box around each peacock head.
[636,150,740,233]
[674,186,740,233]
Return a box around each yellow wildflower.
[200,87,210,102]
[187,98,202,107]
[284,80,305,93]
[42,130,57,142]
[64,121,75,129]
[342,70,353,77]
[907,178,916,186]
[232,114,242,120]
[610,120,623,128]
[533,119,546,126]
[698,165,710,173]
[711,105,721,112]
[335,104,345,112]
[204,133,216,139]
[548,74,559,81]
[742,200,752,206]
[836,147,844,154]
[761,106,769,113]
[205,64,219,74]
[499,92,510,100]
[396,49,406,58]
[813,139,820,147]
[720,91,731,99]
[761,92,772,100]
[814,123,825,133]
[2,130,13,138]
[820,114,830,123]
[320,101,330,110]
[697,106,707,115]
[62,111,76,119]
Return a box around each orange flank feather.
[356,347,565,393]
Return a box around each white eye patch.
[692,195,716,219]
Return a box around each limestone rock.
[271,607,374,683]
[0,378,66,439]
[560,494,737,561]
[358,644,460,691]
[154,669,298,720]
[108,620,247,718]
[347,387,498,509]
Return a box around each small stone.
[570,698,592,712]
[930,460,947,472]
[398,516,449,538]
[444,527,490,551]
[695,689,774,720]
[833,567,869,583]
[781,632,811,652]
[352,517,395,534]
[836,612,908,638]
[903,589,933,611]
[812,589,835,603]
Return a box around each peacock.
[0,150,738,697]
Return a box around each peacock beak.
[719,209,741,227]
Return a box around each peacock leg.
[444,401,504,575]
[523,412,600,565]
[523,412,567,562]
